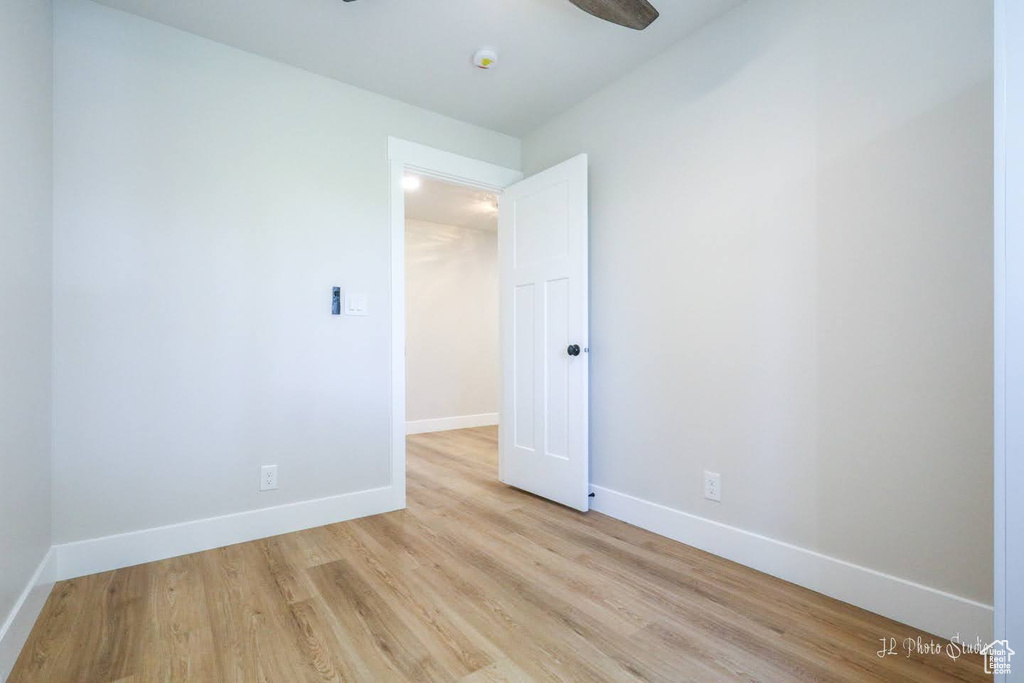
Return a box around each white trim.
[406,412,499,435]
[387,138,523,191]
[994,0,1007,642]
[590,485,994,642]
[0,549,56,681]
[388,155,407,512]
[386,137,522,513]
[994,0,1024,652]
[52,485,397,581]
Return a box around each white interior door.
[499,154,589,511]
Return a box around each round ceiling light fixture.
[402,175,421,192]
[472,47,498,70]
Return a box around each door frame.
[386,137,523,509]
[994,0,1022,647]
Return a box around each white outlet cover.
[345,292,368,316]
[260,464,278,491]
[703,470,721,502]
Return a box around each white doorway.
[387,138,590,512]
[404,177,501,436]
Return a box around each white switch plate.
[260,464,278,491]
[703,470,721,502]
[345,292,368,316]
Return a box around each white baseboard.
[0,548,56,681]
[589,485,994,642]
[406,412,499,435]
[53,485,399,581]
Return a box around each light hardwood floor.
[12,427,987,681]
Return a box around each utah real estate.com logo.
[980,639,1015,676]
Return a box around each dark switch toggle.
[332,287,341,315]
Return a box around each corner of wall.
[0,549,57,680]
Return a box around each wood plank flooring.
[11,427,987,681]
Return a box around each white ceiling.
[405,176,498,232]
[91,0,742,136]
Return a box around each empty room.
[2,0,1022,681]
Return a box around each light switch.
[345,292,368,316]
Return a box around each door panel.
[499,155,589,511]
[513,283,536,451]
[544,278,569,460]
[514,182,569,267]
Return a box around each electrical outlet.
[260,465,278,492]
[703,470,721,502]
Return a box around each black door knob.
[567,344,581,357]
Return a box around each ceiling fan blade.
[566,0,659,30]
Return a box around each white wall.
[52,0,519,546]
[0,0,54,674]
[524,0,993,616]
[405,219,499,429]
